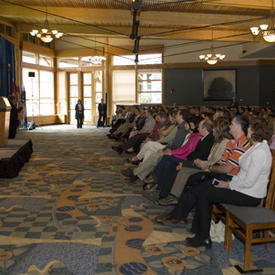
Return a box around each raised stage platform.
[0,139,33,178]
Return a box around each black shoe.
[112,146,123,154]
[121,168,134,178]
[129,174,138,183]
[127,158,140,165]
[185,236,212,249]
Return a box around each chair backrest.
[265,150,275,210]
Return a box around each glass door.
[83,70,103,125]
[69,73,79,124]
[94,71,103,123]
[83,73,92,124]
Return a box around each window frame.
[22,51,55,117]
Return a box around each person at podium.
[8,95,23,139]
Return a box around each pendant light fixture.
[250,0,275,43]
[30,1,63,43]
[89,37,106,65]
[199,28,226,65]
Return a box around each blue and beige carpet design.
[0,125,275,275]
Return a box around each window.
[112,53,162,106]
[23,68,55,116]
[22,51,36,64]
[112,70,136,104]
[137,69,162,104]
[39,55,52,67]
[83,73,92,122]
[39,71,54,115]
[81,56,103,67]
[113,54,162,66]
[69,73,79,123]
[57,72,67,114]
[113,55,136,66]
[0,23,15,38]
[138,54,162,65]
[23,68,39,116]
[95,71,103,115]
[58,57,79,68]
[23,33,36,44]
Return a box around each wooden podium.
[0,97,11,147]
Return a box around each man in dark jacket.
[8,95,23,138]
[97,99,107,127]
[153,119,214,200]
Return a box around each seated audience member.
[146,112,170,141]
[160,117,232,206]
[186,117,273,248]
[127,108,147,139]
[229,96,239,108]
[213,108,231,121]
[121,110,191,182]
[149,119,214,201]
[190,107,200,117]
[111,107,121,127]
[112,109,156,154]
[128,112,172,164]
[109,106,127,134]
[123,108,146,140]
[155,115,251,225]
[142,113,161,141]
[157,111,178,142]
[108,107,138,139]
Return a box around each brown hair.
[250,117,273,142]
[213,117,232,143]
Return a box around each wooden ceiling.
[0,0,273,44]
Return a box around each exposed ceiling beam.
[205,0,273,10]
[17,23,254,42]
[1,5,263,28]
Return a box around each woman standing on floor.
[186,117,273,248]
[75,99,84,128]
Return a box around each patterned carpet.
[0,125,275,275]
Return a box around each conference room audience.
[164,117,232,205]
[186,117,273,248]
[108,107,138,139]
[127,112,173,164]
[112,109,156,154]
[147,119,214,201]
[155,115,251,226]
[121,110,191,183]
[108,105,274,250]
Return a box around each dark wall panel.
[259,65,275,106]
[164,66,260,106]
[164,68,203,106]
[235,66,259,106]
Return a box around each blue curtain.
[0,35,16,97]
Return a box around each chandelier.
[199,29,226,65]
[88,56,106,65]
[250,0,275,43]
[88,37,106,65]
[30,3,63,43]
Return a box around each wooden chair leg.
[224,211,232,251]
[264,230,269,250]
[244,227,252,272]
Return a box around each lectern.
[0,97,11,147]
